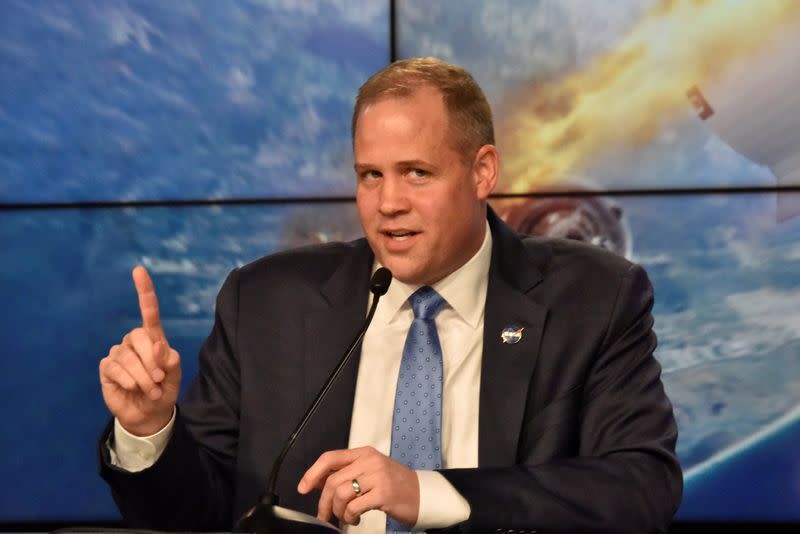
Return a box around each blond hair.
[352,57,494,162]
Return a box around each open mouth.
[382,230,419,241]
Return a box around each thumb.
[156,339,181,383]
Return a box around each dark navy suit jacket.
[99,210,682,533]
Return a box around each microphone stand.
[235,268,392,533]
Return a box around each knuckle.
[130,327,147,342]
[103,358,118,374]
[167,349,180,366]
[371,485,385,501]
[323,471,340,488]
[100,358,117,378]
[345,503,361,524]
[344,501,356,518]
[139,347,156,367]
[105,364,127,385]
[125,329,139,343]
[370,454,387,471]
[335,482,351,500]
[323,475,338,494]
[118,348,138,367]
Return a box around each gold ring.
[352,479,362,496]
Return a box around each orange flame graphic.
[499,0,800,192]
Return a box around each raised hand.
[99,266,182,436]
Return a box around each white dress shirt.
[111,222,493,534]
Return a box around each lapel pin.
[501,325,525,345]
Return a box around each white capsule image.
[687,24,800,221]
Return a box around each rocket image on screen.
[687,27,800,221]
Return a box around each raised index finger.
[132,266,165,341]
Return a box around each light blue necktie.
[387,286,447,534]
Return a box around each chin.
[378,260,425,286]
[392,267,443,286]
[381,265,417,285]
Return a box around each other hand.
[297,446,420,527]
[99,266,181,436]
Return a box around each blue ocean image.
[681,404,800,519]
[0,0,387,202]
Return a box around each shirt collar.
[373,221,492,329]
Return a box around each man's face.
[354,86,497,285]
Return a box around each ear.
[472,144,499,200]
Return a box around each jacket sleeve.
[98,268,243,531]
[437,264,683,534]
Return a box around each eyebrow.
[354,163,374,172]
[397,159,433,168]
[354,160,435,172]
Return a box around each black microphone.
[235,267,392,533]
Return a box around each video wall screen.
[2,0,800,525]
[0,202,357,520]
[397,0,800,201]
[0,0,389,203]
[2,192,799,521]
[0,0,387,522]
[492,192,800,520]
[396,0,800,521]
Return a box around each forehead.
[359,87,447,126]
[354,88,455,156]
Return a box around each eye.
[409,168,428,178]
[360,170,382,181]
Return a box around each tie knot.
[409,286,446,320]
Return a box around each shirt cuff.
[413,470,471,530]
[107,407,176,472]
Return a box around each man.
[99,57,682,533]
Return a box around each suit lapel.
[301,241,374,465]
[479,210,548,467]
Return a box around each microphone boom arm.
[235,267,391,532]
[261,293,383,505]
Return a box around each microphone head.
[370,267,392,296]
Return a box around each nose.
[378,176,411,216]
